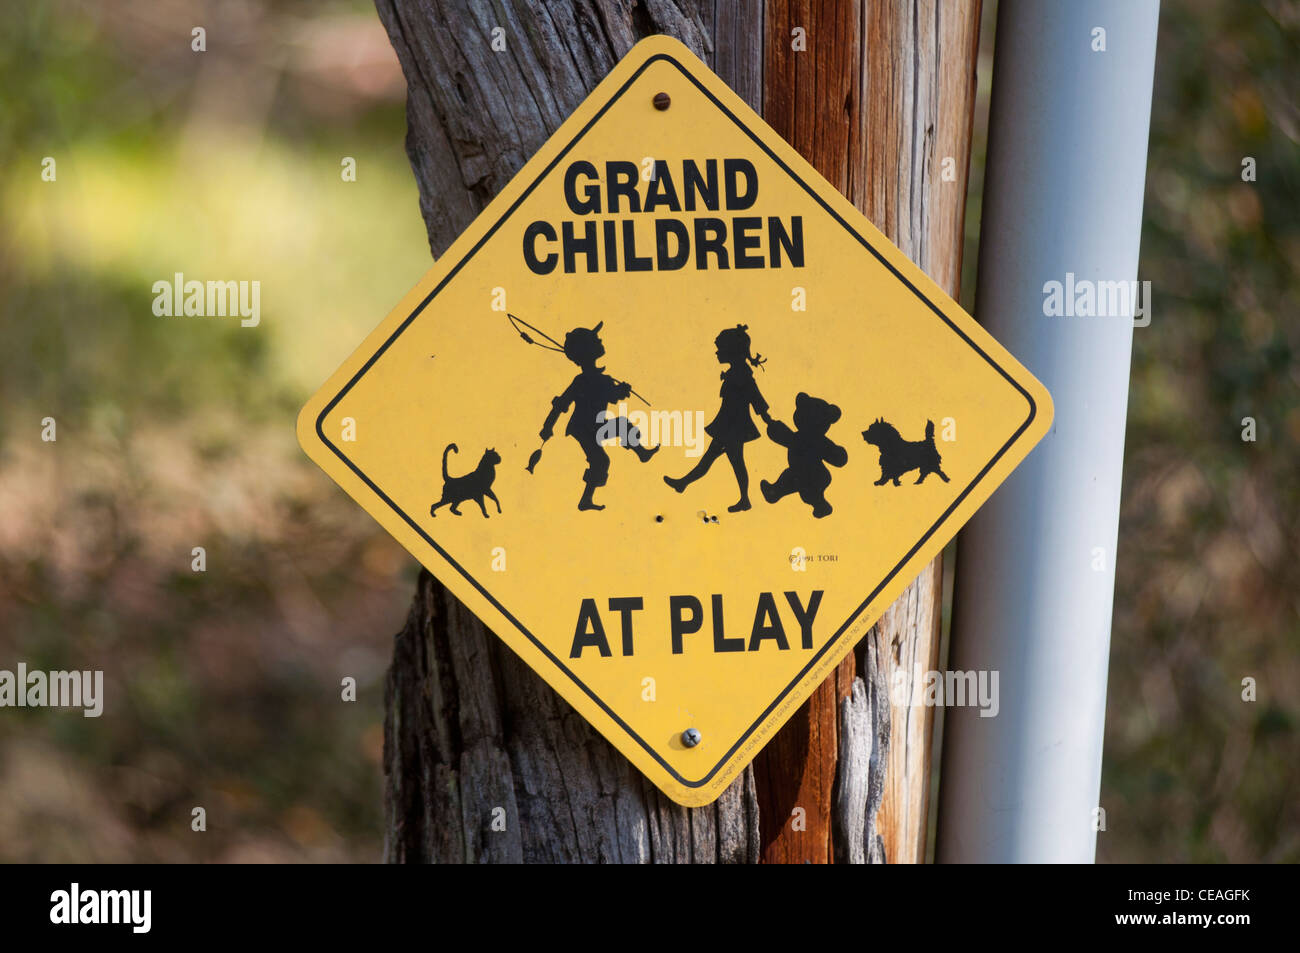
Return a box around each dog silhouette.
[861,419,950,486]
[430,443,502,517]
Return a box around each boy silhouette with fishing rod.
[511,314,657,511]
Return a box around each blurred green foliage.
[0,0,428,861]
[1100,0,1299,862]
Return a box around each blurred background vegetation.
[1097,0,1299,863]
[0,0,1294,862]
[0,0,428,861]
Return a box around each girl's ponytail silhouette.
[719,323,767,374]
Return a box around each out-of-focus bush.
[1100,0,1299,863]
[0,0,429,862]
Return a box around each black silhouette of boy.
[540,322,657,510]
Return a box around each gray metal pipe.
[936,0,1160,862]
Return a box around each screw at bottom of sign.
[681,728,701,748]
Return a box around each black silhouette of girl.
[539,322,658,511]
[664,324,770,512]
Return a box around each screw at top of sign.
[681,728,701,747]
[653,92,670,110]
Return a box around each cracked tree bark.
[375,0,980,863]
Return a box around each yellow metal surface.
[298,36,1052,806]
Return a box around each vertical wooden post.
[752,0,864,865]
[753,0,981,864]
[375,0,980,863]
[861,0,982,864]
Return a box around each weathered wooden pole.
[375,0,980,863]
[754,0,981,865]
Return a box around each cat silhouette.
[430,443,502,518]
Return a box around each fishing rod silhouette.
[507,313,652,474]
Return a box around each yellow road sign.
[298,36,1052,806]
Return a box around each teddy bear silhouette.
[759,392,848,518]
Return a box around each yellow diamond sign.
[298,36,1052,806]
